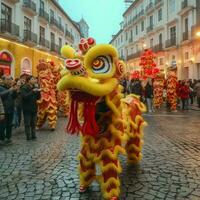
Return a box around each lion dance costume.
[166,67,178,111]
[153,70,165,109]
[57,38,147,200]
[37,60,58,130]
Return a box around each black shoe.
[5,139,12,144]
[32,136,37,140]
[26,137,31,141]
[51,128,55,131]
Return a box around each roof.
[109,29,123,44]
[51,0,81,35]
[123,0,140,17]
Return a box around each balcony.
[165,38,177,48]
[39,9,49,24]
[178,0,193,16]
[147,25,154,33]
[39,37,50,49]
[182,0,188,9]
[58,24,64,33]
[22,0,37,16]
[0,19,19,39]
[23,30,37,46]
[146,2,154,14]
[7,0,20,3]
[127,51,142,60]
[50,17,59,30]
[155,0,163,6]
[152,44,163,52]
[65,30,74,42]
[182,32,189,41]
[51,43,60,54]
[129,38,133,43]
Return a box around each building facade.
[0,0,85,77]
[111,0,200,80]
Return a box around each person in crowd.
[144,78,154,113]
[188,79,194,105]
[176,80,182,109]
[179,81,190,110]
[0,75,18,144]
[194,80,200,108]
[20,76,41,140]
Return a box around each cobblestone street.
[0,111,200,200]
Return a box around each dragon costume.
[153,70,165,109]
[36,60,58,130]
[57,38,147,200]
[166,67,178,111]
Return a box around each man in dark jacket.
[20,76,41,140]
[0,75,18,144]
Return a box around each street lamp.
[196,31,200,37]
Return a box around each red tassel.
[65,99,80,134]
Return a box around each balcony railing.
[58,24,64,32]
[0,19,19,37]
[146,2,154,12]
[39,9,49,22]
[23,0,36,13]
[127,51,142,60]
[155,0,163,6]
[65,30,74,41]
[182,0,188,9]
[50,17,58,27]
[182,32,189,41]
[24,30,37,44]
[51,43,60,53]
[39,37,50,48]
[165,38,177,48]
[152,43,163,52]
[147,25,153,33]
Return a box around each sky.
[59,0,126,44]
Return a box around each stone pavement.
[0,111,200,200]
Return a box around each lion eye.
[92,55,112,74]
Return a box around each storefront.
[0,38,64,78]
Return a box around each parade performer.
[166,67,178,111]
[153,70,165,109]
[57,38,147,200]
[36,60,58,130]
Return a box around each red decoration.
[139,49,159,79]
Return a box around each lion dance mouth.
[66,91,100,136]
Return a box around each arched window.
[0,51,12,75]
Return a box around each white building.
[0,0,87,76]
[110,0,200,80]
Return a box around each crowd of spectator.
[0,72,41,145]
[120,76,200,113]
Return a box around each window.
[39,26,45,39]
[184,18,188,32]
[50,9,54,19]
[126,32,128,41]
[130,30,133,41]
[150,38,153,48]
[158,9,162,21]
[24,17,31,31]
[51,32,55,44]
[170,26,176,41]
[40,0,44,10]
[136,25,138,35]
[1,3,12,32]
[150,15,153,27]
[1,3,12,22]
[121,35,123,43]
[159,58,164,65]
[59,37,62,48]
[141,21,144,32]
[185,52,189,60]
[58,16,62,26]
[159,33,162,46]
